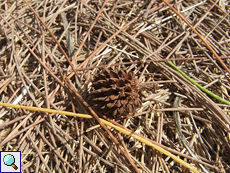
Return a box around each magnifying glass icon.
[3,154,18,170]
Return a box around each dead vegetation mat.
[1,0,230,172]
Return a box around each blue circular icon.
[3,154,18,170]
[3,154,15,166]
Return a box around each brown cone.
[89,68,142,119]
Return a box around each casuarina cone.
[89,68,142,119]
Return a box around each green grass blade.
[167,61,230,105]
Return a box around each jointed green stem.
[167,61,230,105]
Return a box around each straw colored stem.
[0,102,199,173]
